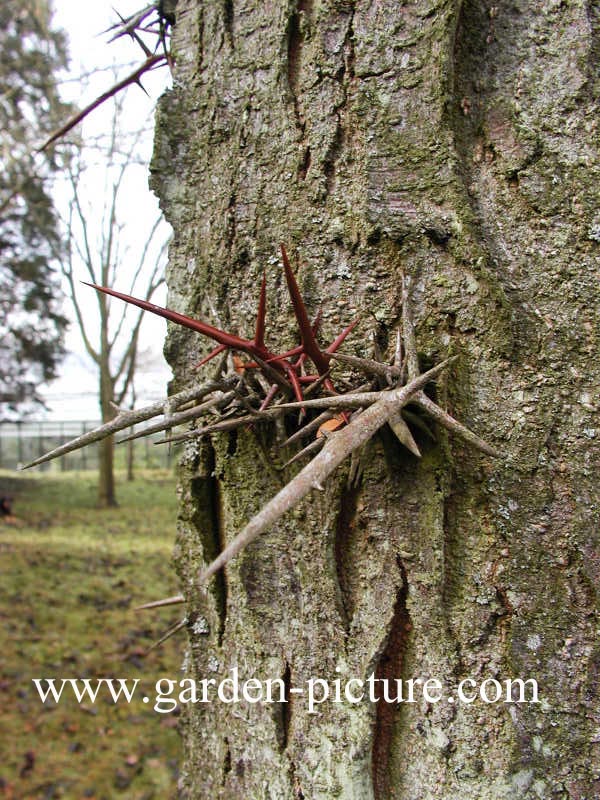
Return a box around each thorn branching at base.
[25,247,499,625]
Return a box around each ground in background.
[0,470,184,799]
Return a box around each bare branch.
[38,55,166,151]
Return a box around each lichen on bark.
[150,0,600,797]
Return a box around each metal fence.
[0,420,177,472]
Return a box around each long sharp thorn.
[281,411,335,447]
[402,408,435,439]
[251,353,293,393]
[109,9,153,57]
[265,344,304,362]
[116,391,236,443]
[194,344,228,369]
[259,384,279,412]
[303,370,331,398]
[103,5,155,36]
[83,282,250,350]
[330,352,401,381]
[135,78,150,96]
[326,318,360,354]
[155,413,267,445]
[136,594,185,610]
[20,380,222,470]
[388,412,421,457]
[414,392,500,457]
[284,363,304,405]
[275,360,456,412]
[254,272,267,349]
[145,618,187,654]
[280,244,329,373]
[281,436,325,468]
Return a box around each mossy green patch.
[0,470,182,799]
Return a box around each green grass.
[0,470,184,799]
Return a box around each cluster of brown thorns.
[23,246,499,651]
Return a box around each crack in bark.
[371,558,411,800]
[286,4,306,136]
[323,7,354,196]
[279,660,292,751]
[298,145,311,181]
[222,0,234,48]
[191,448,228,644]
[222,737,232,785]
[323,117,344,196]
[334,480,361,631]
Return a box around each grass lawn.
[0,470,184,799]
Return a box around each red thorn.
[194,343,228,369]
[326,318,359,354]
[254,272,267,349]
[265,344,304,362]
[259,384,279,412]
[83,282,250,351]
[280,245,329,374]
[283,362,304,405]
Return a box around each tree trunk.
[98,363,117,507]
[150,1,600,797]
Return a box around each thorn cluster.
[83,244,357,410]
[22,248,499,651]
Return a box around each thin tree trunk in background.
[151,1,600,797]
[126,431,135,482]
[98,362,117,507]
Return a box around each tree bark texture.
[150,1,600,797]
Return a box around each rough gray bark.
[150,1,600,797]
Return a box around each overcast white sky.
[39,0,173,421]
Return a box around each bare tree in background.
[59,97,168,507]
